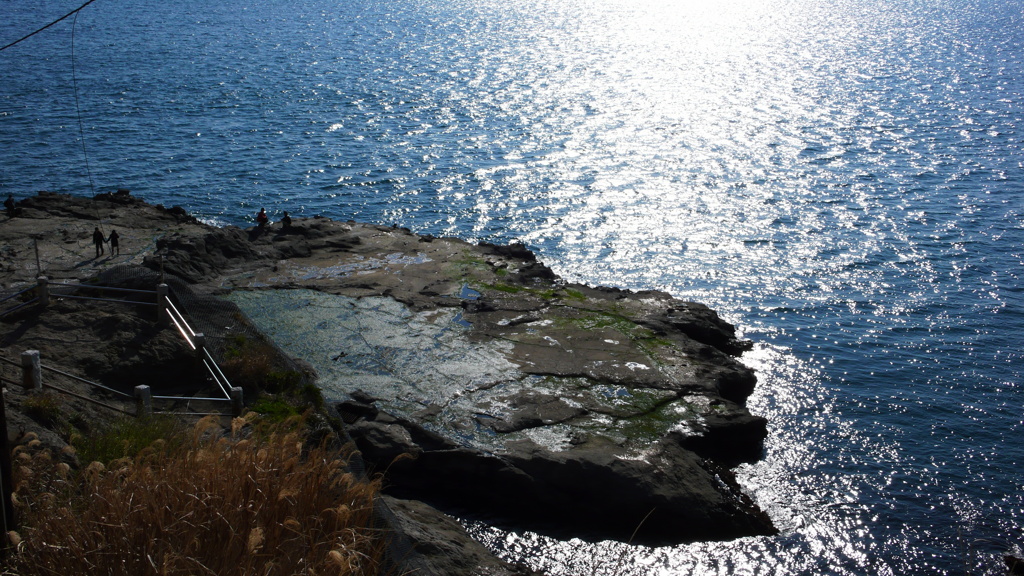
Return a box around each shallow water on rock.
[228,289,600,453]
[227,287,735,459]
[6,0,1024,571]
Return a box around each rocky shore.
[1,191,776,571]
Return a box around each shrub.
[6,415,384,576]
[250,397,300,422]
[222,334,278,386]
[20,393,62,428]
[222,334,324,409]
[72,415,185,465]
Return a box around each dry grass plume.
[2,414,384,576]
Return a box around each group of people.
[86,206,290,260]
[8,195,300,259]
[8,195,292,259]
[255,207,292,229]
[92,227,120,258]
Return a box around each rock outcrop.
[192,204,777,545]
[341,395,773,546]
[2,191,777,556]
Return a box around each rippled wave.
[2,0,1023,573]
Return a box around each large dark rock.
[11,190,196,227]
[147,217,364,282]
[640,301,754,356]
[153,228,266,282]
[2,191,779,570]
[478,241,538,262]
[343,398,776,546]
[382,496,545,576]
[673,411,769,466]
[141,202,773,548]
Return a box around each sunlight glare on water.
[464,344,898,576]
[2,0,1023,573]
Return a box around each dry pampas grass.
[2,415,384,576]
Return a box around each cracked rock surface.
[1,190,777,547]
[208,215,775,545]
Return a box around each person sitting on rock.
[4,194,15,217]
[256,207,268,227]
[281,211,292,229]
[107,229,120,256]
[92,227,105,258]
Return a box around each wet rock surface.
[344,395,774,546]
[207,204,776,544]
[2,191,776,555]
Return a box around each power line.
[1,0,102,205]
[71,9,98,200]
[0,0,100,53]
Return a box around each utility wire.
[0,0,100,52]
[71,9,98,200]
[0,0,103,211]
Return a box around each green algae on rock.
[4,191,775,545]
[194,217,775,545]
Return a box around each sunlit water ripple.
[2,0,1023,573]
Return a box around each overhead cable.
[71,9,98,199]
[0,0,100,53]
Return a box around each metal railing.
[0,285,39,317]
[164,294,196,349]
[2,349,240,419]
[160,289,239,408]
[40,362,133,399]
[1,277,242,418]
[2,276,157,316]
[52,282,158,306]
[1,352,132,414]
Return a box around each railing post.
[134,385,152,418]
[36,276,49,308]
[194,333,206,359]
[20,350,41,391]
[230,386,244,417]
[0,384,14,545]
[156,284,169,326]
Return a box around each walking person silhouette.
[92,227,105,258]
[107,229,120,256]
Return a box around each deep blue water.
[2,0,1023,573]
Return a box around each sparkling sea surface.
[2,0,1023,573]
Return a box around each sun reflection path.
[5,0,1024,571]
[463,342,901,576]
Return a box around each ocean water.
[2,0,1023,573]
